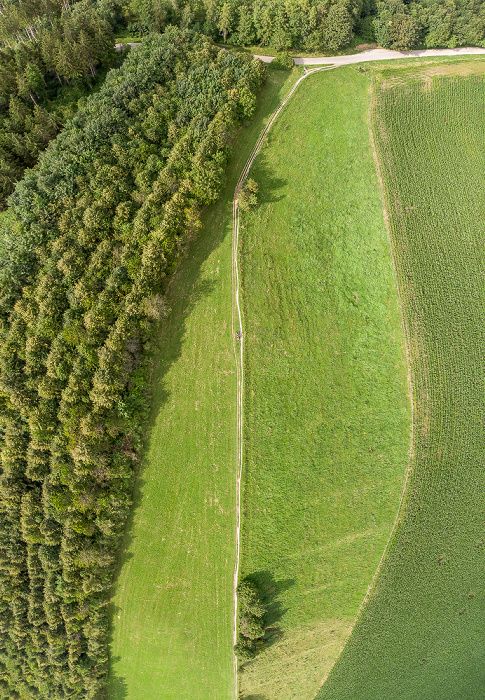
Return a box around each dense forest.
[1,0,484,213]
[0,28,265,697]
[0,0,116,209]
[123,0,485,52]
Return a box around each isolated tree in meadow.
[238,178,259,210]
[271,50,294,69]
[234,637,257,661]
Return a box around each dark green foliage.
[373,0,485,50]
[128,0,364,51]
[0,0,116,209]
[238,178,259,210]
[0,29,266,697]
[271,51,294,70]
[374,1,421,50]
[234,636,257,660]
[322,2,353,49]
[235,578,267,662]
[124,0,485,54]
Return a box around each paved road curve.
[254,46,485,65]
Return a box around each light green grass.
[107,67,301,700]
[319,65,485,700]
[238,67,411,699]
[114,35,142,44]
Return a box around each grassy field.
[319,63,485,699]
[238,67,411,699]
[107,66,301,700]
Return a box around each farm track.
[254,46,485,65]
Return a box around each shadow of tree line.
[107,239,219,697]
[107,93,289,699]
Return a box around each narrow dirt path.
[231,63,335,700]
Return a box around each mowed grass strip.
[239,67,411,699]
[107,66,301,700]
[319,66,485,700]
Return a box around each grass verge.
[238,66,411,699]
[319,62,485,700]
[107,66,301,700]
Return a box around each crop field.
[319,65,485,699]
[238,67,411,698]
[107,67,301,700]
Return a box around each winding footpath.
[231,64,336,698]
[231,44,485,700]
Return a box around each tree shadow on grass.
[108,69,295,695]
[244,569,296,648]
[108,231,219,694]
[250,154,288,205]
[108,657,128,699]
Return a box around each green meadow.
[108,56,485,700]
[107,67,300,699]
[238,67,411,698]
[320,63,485,700]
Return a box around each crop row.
[320,72,485,699]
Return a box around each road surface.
[254,46,485,65]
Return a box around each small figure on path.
[236,331,242,340]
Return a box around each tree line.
[122,0,485,52]
[0,0,116,209]
[0,28,266,697]
[2,0,485,80]
[127,0,359,51]
[374,0,485,51]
